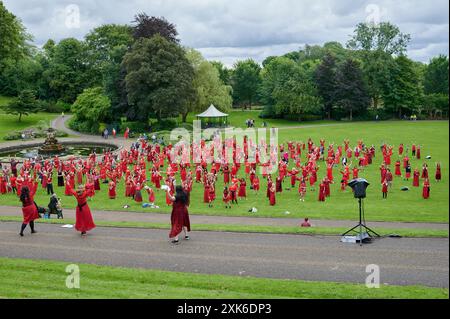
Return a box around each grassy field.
[0,111,57,141]
[0,115,448,223]
[0,257,447,299]
[1,217,447,238]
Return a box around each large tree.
[231,59,262,109]
[424,55,449,95]
[383,55,421,118]
[42,38,92,103]
[85,24,133,120]
[122,35,195,123]
[335,59,371,121]
[314,53,338,119]
[260,57,321,120]
[0,1,32,71]
[132,13,179,43]
[2,89,40,122]
[347,22,411,109]
[185,49,232,122]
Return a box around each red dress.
[71,190,96,232]
[435,165,441,181]
[21,184,39,225]
[238,181,246,198]
[269,188,276,206]
[108,182,116,199]
[395,162,401,176]
[318,183,325,202]
[169,201,191,238]
[422,182,430,199]
[413,171,420,187]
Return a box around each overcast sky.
[3,0,449,66]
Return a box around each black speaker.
[348,178,370,199]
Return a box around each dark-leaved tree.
[132,13,179,43]
[314,53,338,119]
[335,59,371,121]
[2,89,40,122]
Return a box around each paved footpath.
[0,222,448,288]
[0,206,447,231]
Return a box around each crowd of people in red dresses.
[0,134,443,238]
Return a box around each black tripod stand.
[342,198,380,246]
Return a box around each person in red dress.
[416,145,421,160]
[134,182,143,203]
[166,186,191,244]
[413,169,420,187]
[223,187,231,209]
[124,127,130,139]
[318,182,326,202]
[19,184,39,236]
[145,185,155,204]
[252,175,260,194]
[229,181,238,204]
[269,183,276,206]
[300,217,311,227]
[382,180,389,199]
[238,178,247,198]
[422,179,430,199]
[395,160,402,177]
[298,178,306,202]
[435,163,442,182]
[421,164,429,179]
[108,180,116,199]
[208,183,216,207]
[71,185,96,236]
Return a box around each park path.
[0,205,447,231]
[0,222,447,288]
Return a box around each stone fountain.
[38,128,65,155]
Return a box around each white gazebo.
[196,104,229,128]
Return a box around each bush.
[69,117,99,134]
[150,118,178,132]
[3,131,22,141]
[56,100,72,112]
[258,105,280,119]
[120,121,149,134]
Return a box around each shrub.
[56,100,72,112]
[3,131,22,141]
[120,121,148,134]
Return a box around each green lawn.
[0,257,447,299]
[1,217,447,238]
[0,119,448,223]
[0,111,58,141]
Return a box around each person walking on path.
[166,186,191,244]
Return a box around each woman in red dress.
[435,163,442,182]
[269,183,276,206]
[108,181,116,199]
[145,186,155,204]
[422,179,430,199]
[421,164,429,179]
[134,183,143,203]
[318,182,326,202]
[71,185,96,236]
[238,178,247,198]
[223,187,231,209]
[19,184,39,236]
[166,186,191,244]
[382,180,389,199]
[395,160,402,177]
[252,175,260,194]
[413,169,420,187]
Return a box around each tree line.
[0,1,448,133]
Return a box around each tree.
[424,55,449,95]
[0,1,32,71]
[42,38,92,103]
[347,22,411,109]
[211,61,232,86]
[0,55,43,96]
[85,24,133,120]
[231,59,262,109]
[347,22,411,55]
[260,57,321,120]
[72,87,111,125]
[314,53,338,119]
[186,49,232,122]
[383,55,421,118]
[132,13,179,43]
[2,89,39,122]
[335,59,371,121]
[122,35,195,123]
